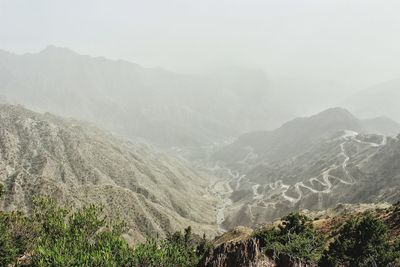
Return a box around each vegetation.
[255,212,400,266]
[0,216,16,266]
[0,183,211,266]
[254,212,326,262]
[320,213,400,267]
[0,182,399,266]
[30,198,134,266]
[133,227,212,267]
[0,209,35,266]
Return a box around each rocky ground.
[0,104,220,242]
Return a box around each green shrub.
[0,216,16,266]
[31,198,134,266]
[133,226,211,267]
[0,194,210,266]
[0,183,21,266]
[391,238,400,266]
[254,212,326,262]
[320,213,398,267]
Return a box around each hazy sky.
[1,0,400,91]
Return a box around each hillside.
[213,107,365,164]
[213,107,399,166]
[0,104,219,242]
[210,108,400,230]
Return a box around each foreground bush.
[28,198,134,266]
[320,213,400,267]
[0,216,16,266]
[1,182,399,266]
[254,212,326,262]
[133,227,212,267]
[0,184,211,266]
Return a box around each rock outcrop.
[198,238,315,267]
[199,238,261,267]
[265,251,317,267]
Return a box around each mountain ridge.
[210,108,400,230]
[0,46,290,148]
[0,104,219,242]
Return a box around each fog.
[1,0,400,147]
[2,0,400,89]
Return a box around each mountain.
[210,108,400,229]
[0,46,291,147]
[344,78,400,123]
[213,107,400,165]
[363,116,400,136]
[213,108,365,165]
[0,104,219,242]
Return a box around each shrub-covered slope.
[0,104,218,241]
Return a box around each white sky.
[1,0,400,92]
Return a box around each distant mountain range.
[345,78,400,123]
[213,107,400,165]
[211,108,400,229]
[0,104,219,242]
[0,46,291,147]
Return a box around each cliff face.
[199,238,261,267]
[265,252,317,267]
[198,238,315,267]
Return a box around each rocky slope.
[0,104,219,242]
[211,108,400,229]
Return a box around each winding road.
[207,131,388,228]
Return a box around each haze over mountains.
[2,1,400,264]
[1,46,399,149]
[213,107,399,165]
[0,46,293,148]
[0,46,400,243]
[344,78,400,123]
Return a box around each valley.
[1,48,399,236]
[203,110,399,230]
[1,101,399,241]
[2,2,400,265]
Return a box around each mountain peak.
[281,107,359,130]
[40,45,77,56]
[315,107,355,119]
